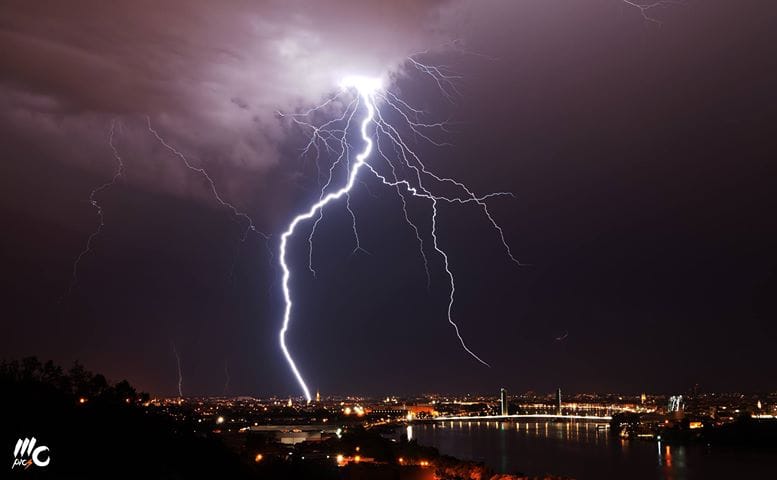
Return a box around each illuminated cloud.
[0,0,456,184]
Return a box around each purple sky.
[1,0,776,397]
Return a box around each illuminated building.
[500,388,508,416]
[248,425,333,445]
[406,404,437,417]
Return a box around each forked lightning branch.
[278,71,520,403]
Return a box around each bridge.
[433,413,612,421]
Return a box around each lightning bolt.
[145,116,272,249]
[279,78,379,402]
[278,69,522,401]
[172,342,183,398]
[621,0,684,25]
[64,119,124,298]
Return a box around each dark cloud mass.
[0,0,453,185]
[1,1,776,397]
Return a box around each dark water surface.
[413,421,777,480]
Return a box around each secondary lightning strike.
[622,0,683,25]
[65,119,125,298]
[145,116,271,246]
[172,342,183,398]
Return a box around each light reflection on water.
[414,421,777,480]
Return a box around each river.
[412,420,777,479]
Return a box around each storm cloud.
[0,0,458,185]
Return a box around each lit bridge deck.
[433,414,612,421]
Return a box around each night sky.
[2,1,776,397]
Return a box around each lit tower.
[500,388,508,416]
[556,387,562,416]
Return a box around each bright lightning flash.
[278,71,520,402]
[279,76,380,403]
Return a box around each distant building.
[556,388,562,416]
[406,404,437,419]
[248,425,333,445]
[500,388,508,416]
